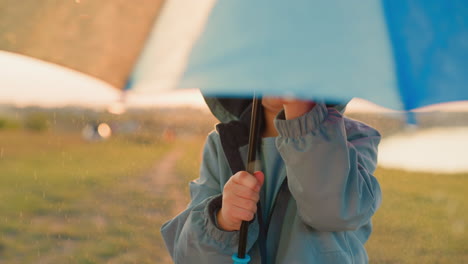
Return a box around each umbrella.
[0,0,165,90]
[126,0,468,263]
[2,0,466,108]
[176,0,468,110]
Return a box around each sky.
[0,50,207,109]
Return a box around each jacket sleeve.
[160,132,259,263]
[275,103,382,232]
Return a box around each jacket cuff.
[274,102,328,137]
[205,194,259,250]
[204,194,239,248]
[207,194,224,229]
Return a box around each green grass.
[367,168,468,263]
[0,130,466,263]
[0,130,173,263]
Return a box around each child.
[162,97,382,263]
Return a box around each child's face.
[262,97,284,115]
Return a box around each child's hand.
[217,171,264,231]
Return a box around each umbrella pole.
[233,96,262,263]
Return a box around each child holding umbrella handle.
[162,97,382,264]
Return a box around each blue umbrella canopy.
[129,0,468,111]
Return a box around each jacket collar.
[215,102,264,174]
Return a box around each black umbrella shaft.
[238,96,262,259]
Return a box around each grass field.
[0,130,467,263]
[0,130,178,263]
[368,168,467,263]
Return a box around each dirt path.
[149,146,188,214]
[145,145,188,263]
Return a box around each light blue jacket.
[161,103,382,263]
